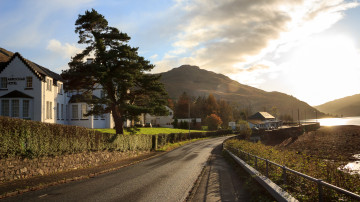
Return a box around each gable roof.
[0,48,63,83]
[0,90,33,99]
[249,112,275,120]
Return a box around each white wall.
[0,57,42,121]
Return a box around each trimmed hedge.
[0,116,232,158]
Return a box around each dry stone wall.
[0,150,148,183]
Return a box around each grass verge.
[95,128,206,135]
[225,139,360,201]
[157,137,210,151]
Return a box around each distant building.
[247,112,282,130]
[141,106,174,128]
[228,121,236,130]
[177,118,202,129]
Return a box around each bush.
[205,114,222,130]
[237,120,252,140]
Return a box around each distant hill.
[315,94,360,117]
[160,65,323,120]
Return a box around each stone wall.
[0,150,148,183]
[254,123,320,145]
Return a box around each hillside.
[315,94,360,117]
[160,65,322,119]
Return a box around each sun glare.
[282,34,360,105]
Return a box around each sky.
[1,0,360,106]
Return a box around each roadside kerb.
[225,149,298,202]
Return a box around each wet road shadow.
[188,144,250,202]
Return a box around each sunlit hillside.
[160,65,323,120]
[315,94,360,117]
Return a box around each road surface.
[3,136,230,202]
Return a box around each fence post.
[318,179,323,202]
[266,159,269,178]
[282,166,287,187]
[255,156,258,170]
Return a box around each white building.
[0,49,114,129]
[142,106,174,128]
[247,112,282,130]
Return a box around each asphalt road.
[3,136,230,202]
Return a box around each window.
[58,83,63,94]
[1,100,9,116]
[72,105,78,119]
[94,115,99,120]
[81,104,88,119]
[46,78,52,91]
[46,101,49,119]
[26,77,32,88]
[46,101,52,119]
[50,102,52,119]
[61,104,64,119]
[56,102,59,119]
[11,100,19,117]
[0,77,7,88]
[23,100,29,118]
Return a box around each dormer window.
[46,78,52,91]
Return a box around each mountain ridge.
[315,94,360,117]
[160,65,323,119]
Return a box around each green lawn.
[95,127,206,135]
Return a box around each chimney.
[86,58,93,64]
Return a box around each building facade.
[247,111,282,130]
[0,49,114,128]
[143,106,174,128]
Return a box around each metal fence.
[232,148,360,201]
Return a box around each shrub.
[205,114,222,131]
[237,120,252,140]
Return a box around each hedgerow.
[0,116,232,158]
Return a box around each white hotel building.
[0,48,114,128]
[0,48,174,129]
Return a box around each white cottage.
[0,48,114,129]
[142,106,174,128]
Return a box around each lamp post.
[188,100,191,136]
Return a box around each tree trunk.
[111,104,124,135]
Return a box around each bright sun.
[282,34,360,106]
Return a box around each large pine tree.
[62,9,168,134]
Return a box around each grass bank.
[225,138,360,201]
[95,128,205,135]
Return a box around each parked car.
[145,123,152,127]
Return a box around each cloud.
[155,0,358,85]
[47,39,82,59]
[149,54,158,59]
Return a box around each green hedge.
[0,116,232,158]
